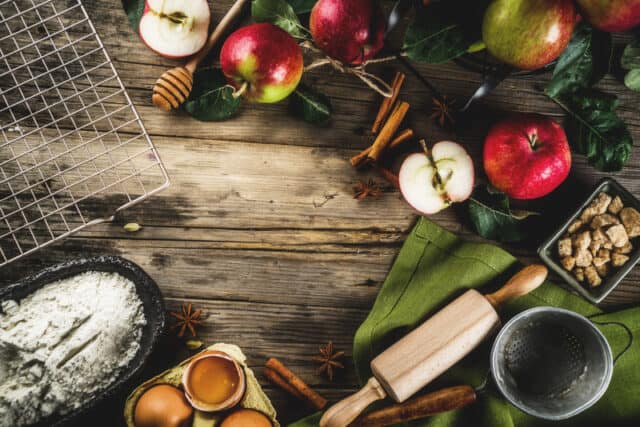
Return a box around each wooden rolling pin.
[320,264,548,427]
[152,0,248,111]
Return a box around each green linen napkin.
[290,217,639,427]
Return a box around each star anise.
[169,303,203,337]
[430,96,455,127]
[312,341,345,381]
[353,179,383,200]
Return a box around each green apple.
[482,0,576,70]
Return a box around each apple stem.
[232,81,249,99]
[528,132,539,150]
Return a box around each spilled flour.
[0,271,146,426]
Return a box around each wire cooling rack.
[0,0,170,267]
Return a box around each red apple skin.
[483,115,571,200]
[310,0,385,65]
[576,0,640,32]
[220,24,303,103]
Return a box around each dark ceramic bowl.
[0,256,165,427]
[538,178,640,304]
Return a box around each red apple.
[310,0,385,65]
[220,24,303,103]
[139,0,210,59]
[483,115,571,200]
[399,141,475,215]
[482,0,576,70]
[576,0,640,32]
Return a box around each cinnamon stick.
[368,101,410,162]
[371,72,406,134]
[376,165,399,189]
[350,128,415,168]
[264,358,327,410]
[350,385,477,427]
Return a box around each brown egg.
[134,384,193,427]
[220,409,273,427]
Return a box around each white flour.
[0,271,146,426]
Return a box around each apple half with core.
[482,0,576,70]
[576,0,640,32]
[220,23,303,103]
[399,141,475,215]
[139,0,210,59]
[484,115,571,200]
[310,0,385,65]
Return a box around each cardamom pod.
[123,223,141,233]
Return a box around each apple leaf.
[554,89,633,172]
[183,67,242,121]
[288,84,332,126]
[468,185,538,243]
[288,0,316,15]
[546,23,612,99]
[251,0,307,39]
[622,38,640,92]
[402,6,469,64]
[121,0,145,31]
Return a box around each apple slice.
[399,141,474,215]
[139,0,210,59]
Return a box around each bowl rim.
[490,306,614,420]
[537,177,640,304]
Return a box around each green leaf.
[624,69,640,92]
[555,89,633,172]
[546,23,612,98]
[402,6,469,64]
[288,84,332,126]
[468,185,538,243]
[288,0,316,14]
[251,0,306,38]
[622,38,640,92]
[621,39,640,70]
[122,0,145,31]
[183,67,242,121]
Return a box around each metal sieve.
[490,307,613,420]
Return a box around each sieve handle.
[349,385,477,427]
[485,265,548,309]
[320,377,387,427]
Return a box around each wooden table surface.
[3,1,640,425]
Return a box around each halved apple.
[139,0,211,59]
[399,141,474,215]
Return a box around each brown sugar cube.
[590,214,620,229]
[608,196,624,215]
[593,253,610,267]
[574,267,585,282]
[580,206,599,223]
[567,220,583,234]
[593,192,612,214]
[575,248,593,268]
[561,256,576,271]
[595,263,609,278]
[606,224,629,248]
[611,252,630,267]
[620,207,640,238]
[603,240,613,250]
[591,228,608,243]
[589,240,601,256]
[615,241,633,254]
[584,266,602,287]
[573,231,592,251]
[558,237,573,257]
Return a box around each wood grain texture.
[2,1,640,426]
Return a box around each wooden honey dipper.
[152,0,249,111]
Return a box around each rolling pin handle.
[319,377,387,427]
[485,264,548,308]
